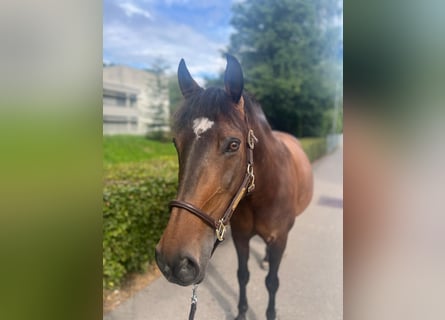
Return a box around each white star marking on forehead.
[192,117,214,138]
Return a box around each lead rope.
[188,284,198,320]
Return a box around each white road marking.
[192,117,214,138]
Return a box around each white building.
[103,65,170,135]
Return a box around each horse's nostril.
[173,257,199,285]
[155,248,172,278]
[156,249,199,285]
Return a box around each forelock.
[173,87,243,133]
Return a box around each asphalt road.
[105,146,343,320]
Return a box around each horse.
[155,54,313,320]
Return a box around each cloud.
[104,20,227,80]
[117,1,152,20]
[104,0,235,80]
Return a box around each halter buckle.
[247,129,258,149]
[247,174,255,193]
[246,164,255,193]
[215,220,226,241]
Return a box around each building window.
[129,95,137,107]
[115,95,126,106]
[103,90,129,107]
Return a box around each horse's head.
[155,55,252,286]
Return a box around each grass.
[103,135,176,165]
[103,135,327,165]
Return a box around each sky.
[103,0,238,83]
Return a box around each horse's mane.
[173,87,270,134]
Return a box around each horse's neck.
[246,102,287,179]
[251,115,284,174]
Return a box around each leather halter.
[169,115,257,242]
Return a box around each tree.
[145,59,170,140]
[228,0,342,137]
[167,74,182,116]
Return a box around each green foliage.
[103,160,178,289]
[228,0,342,137]
[168,74,183,116]
[103,135,176,165]
[204,74,224,88]
[300,137,327,162]
[145,60,170,137]
[335,108,343,133]
[145,130,173,143]
[321,107,343,136]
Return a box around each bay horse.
[155,55,313,320]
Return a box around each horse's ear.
[224,54,244,104]
[178,59,201,98]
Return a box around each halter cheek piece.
[169,119,258,242]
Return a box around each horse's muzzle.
[155,247,201,286]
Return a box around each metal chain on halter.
[188,284,198,320]
[246,129,258,193]
[214,127,258,242]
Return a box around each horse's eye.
[226,139,240,153]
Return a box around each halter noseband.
[169,119,257,242]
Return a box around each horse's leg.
[265,236,287,320]
[232,233,250,320]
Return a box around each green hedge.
[300,137,327,162]
[103,160,178,289]
[102,137,327,290]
